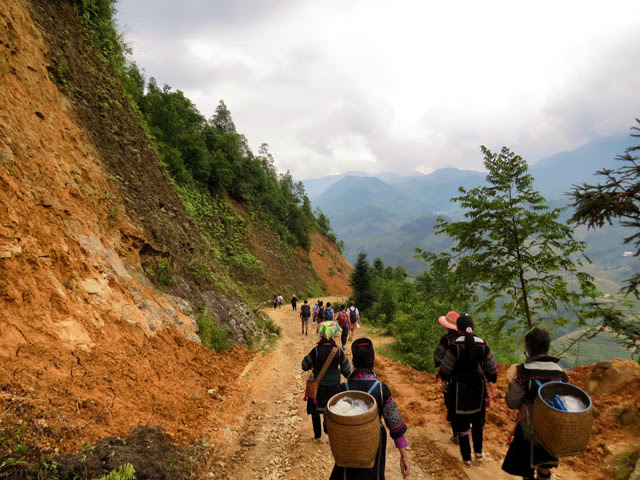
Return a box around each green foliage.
[421,146,601,341]
[132,80,320,251]
[72,0,126,72]
[570,118,640,298]
[194,308,233,352]
[389,306,442,372]
[155,258,175,286]
[612,449,640,480]
[177,184,262,273]
[248,313,282,351]
[350,251,376,312]
[188,256,213,286]
[91,463,136,480]
[0,421,28,467]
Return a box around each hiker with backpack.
[324,302,334,321]
[347,302,359,341]
[277,294,283,308]
[434,310,461,444]
[291,295,297,311]
[336,305,350,350]
[272,295,278,309]
[501,328,569,480]
[439,314,497,468]
[301,321,351,440]
[300,300,312,335]
[312,300,322,322]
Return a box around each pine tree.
[569,119,640,297]
[350,251,375,312]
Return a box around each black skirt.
[306,383,339,415]
[502,423,558,477]
[330,425,387,480]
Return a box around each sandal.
[460,458,472,468]
[474,453,484,461]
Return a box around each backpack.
[349,307,358,323]
[325,308,334,321]
[337,312,349,328]
[317,306,325,322]
[301,304,311,317]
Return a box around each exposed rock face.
[587,359,640,396]
[0,0,355,456]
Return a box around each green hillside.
[553,329,637,368]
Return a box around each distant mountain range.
[303,134,637,278]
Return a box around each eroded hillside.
[0,0,351,466]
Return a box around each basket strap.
[535,379,563,388]
[316,347,338,384]
[367,381,380,395]
[344,382,350,391]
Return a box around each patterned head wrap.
[317,320,342,341]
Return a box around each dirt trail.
[205,300,522,480]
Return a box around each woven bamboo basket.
[326,391,380,468]
[532,382,593,458]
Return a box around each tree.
[210,100,236,134]
[350,251,376,312]
[569,119,640,297]
[426,146,598,336]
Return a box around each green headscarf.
[317,320,342,341]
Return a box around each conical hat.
[438,311,460,330]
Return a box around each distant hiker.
[291,295,298,311]
[272,295,278,309]
[278,294,284,309]
[316,301,325,324]
[300,300,311,335]
[336,305,350,350]
[313,300,323,322]
[439,314,497,468]
[329,338,410,479]
[347,302,360,341]
[502,328,569,480]
[301,321,351,439]
[324,302,334,321]
[434,310,461,444]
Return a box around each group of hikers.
[298,304,568,480]
[298,299,359,346]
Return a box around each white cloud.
[116,0,640,179]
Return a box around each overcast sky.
[115,0,640,180]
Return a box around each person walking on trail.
[502,328,569,480]
[328,338,410,479]
[301,321,351,439]
[316,301,325,324]
[277,294,283,308]
[434,310,461,444]
[439,314,497,468]
[291,295,297,311]
[324,302,334,321]
[336,305,350,350]
[272,295,278,309]
[300,300,311,335]
[347,302,359,341]
[312,300,322,322]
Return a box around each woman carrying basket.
[302,321,352,439]
[329,338,410,479]
[502,328,568,480]
[439,314,497,468]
